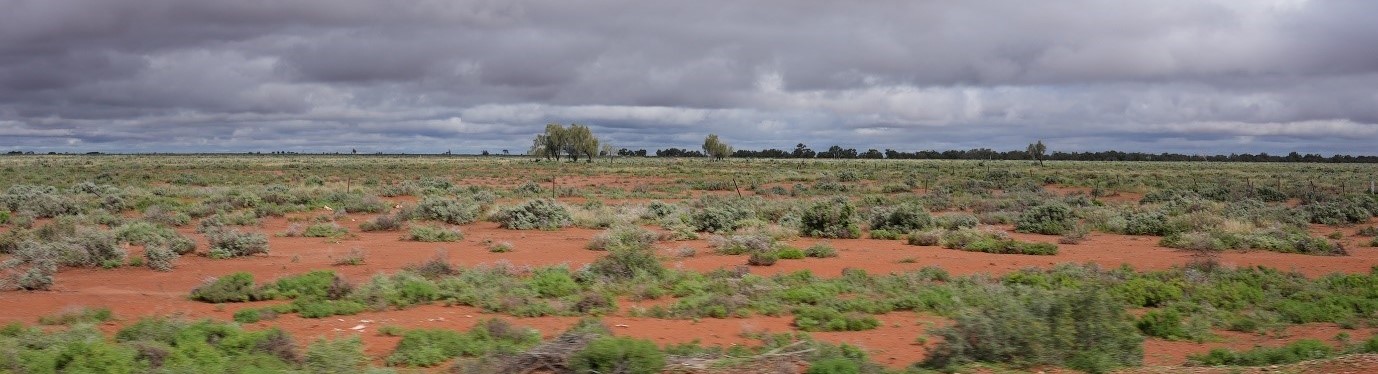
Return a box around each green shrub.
[587,225,657,251]
[0,210,9,225]
[935,213,980,230]
[304,337,368,374]
[1015,204,1076,235]
[807,357,861,374]
[302,222,349,238]
[492,199,572,230]
[804,243,839,258]
[527,267,582,298]
[144,242,179,271]
[1188,339,1332,366]
[413,196,481,225]
[360,213,404,232]
[206,229,270,258]
[1136,310,1188,340]
[690,204,753,233]
[190,272,263,303]
[776,247,806,259]
[1,184,80,218]
[747,250,779,266]
[386,320,540,367]
[570,336,666,374]
[792,306,880,332]
[867,229,902,240]
[709,233,774,255]
[405,224,463,242]
[232,308,279,324]
[588,246,666,280]
[293,298,367,318]
[922,288,1142,372]
[38,307,113,326]
[800,197,861,239]
[868,203,932,232]
[907,229,942,246]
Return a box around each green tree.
[1027,140,1047,166]
[565,124,599,162]
[702,134,732,161]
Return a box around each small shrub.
[1015,204,1076,235]
[800,197,861,238]
[808,357,862,374]
[690,204,752,233]
[708,234,775,255]
[935,213,980,230]
[487,241,514,253]
[144,242,179,271]
[413,196,481,225]
[868,229,902,240]
[804,242,839,258]
[360,213,404,232]
[868,203,933,232]
[570,336,667,374]
[406,224,463,242]
[206,229,269,258]
[588,246,666,280]
[386,320,541,367]
[302,222,348,238]
[304,337,368,374]
[492,199,572,230]
[1136,310,1188,340]
[1188,339,1333,366]
[588,225,657,251]
[190,272,262,303]
[38,307,113,325]
[907,229,943,246]
[793,306,880,332]
[747,250,779,266]
[776,247,806,259]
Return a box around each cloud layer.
[2,0,1376,154]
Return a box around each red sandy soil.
[4,204,1378,371]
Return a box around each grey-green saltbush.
[800,197,861,239]
[493,199,572,230]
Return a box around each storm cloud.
[2,0,1376,154]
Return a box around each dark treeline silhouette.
[720,144,1378,163]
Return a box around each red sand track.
[3,198,1378,370]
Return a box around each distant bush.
[587,225,657,251]
[800,197,861,239]
[923,288,1142,372]
[413,196,481,225]
[405,224,463,242]
[492,199,572,230]
[570,336,666,374]
[1015,204,1076,235]
[935,213,980,230]
[1123,212,1170,236]
[206,229,269,259]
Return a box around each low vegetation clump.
[803,242,839,258]
[922,288,1142,373]
[492,199,573,230]
[205,228,269,259]
[792,306,880,332]
[939,228,1059,255]
[38,307,114,326]
[1015,204,1077,235]
[1188,339,1333,366]
[189,272,264,303]
[800,197,861,239]
[868,202,933,233]
[587,225,657,251]
[412,196,482,225]
[301,222,349,238]
[405,224,463,242]
[385,319,541,367]
[570,336,667,374]
[360,213,405,231]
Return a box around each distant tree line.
[723,145,1378,163]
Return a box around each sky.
[2,0,1377,155]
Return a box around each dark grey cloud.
[2,0,1377,155]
